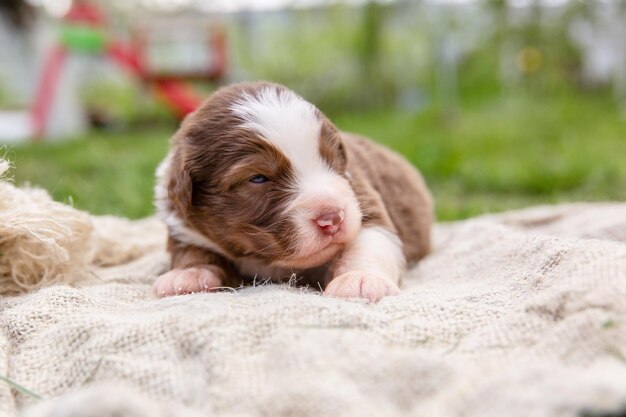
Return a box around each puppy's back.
[342,133,433,264]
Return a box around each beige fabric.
[0,161,93,294]
[0,157,164,294]
[1,201,626,417]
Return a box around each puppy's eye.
[249,175,269,184]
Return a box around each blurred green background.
[1,0,625,220]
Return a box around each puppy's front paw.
[324,271,399,302]
[153,266,223,298]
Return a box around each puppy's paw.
[324,271,399,302]
[153,266,223,298]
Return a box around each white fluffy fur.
[230,87,325,182]
[334,227,406,283]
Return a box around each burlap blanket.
[2,196,626,416]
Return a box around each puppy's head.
[162,82,362,269]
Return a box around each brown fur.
[341,133,433,263]
[166,84,302,264]
[158,81,433,291]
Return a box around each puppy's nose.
[315,210,344,235]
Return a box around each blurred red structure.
[32,0,226,139]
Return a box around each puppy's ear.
[320,116,347,170]
[336,134,347,166]
[168,148,193,217]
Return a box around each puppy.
[154,82,433,302]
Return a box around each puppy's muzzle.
[315,209,345,236]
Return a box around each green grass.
[0,374,42,400]
[334,92,626,219]
[5,92,626,221]
[6,129,170,219]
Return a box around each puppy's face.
[167,83,362,269]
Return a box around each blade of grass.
[0,374,42,400]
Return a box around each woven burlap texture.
[2,198,626,416]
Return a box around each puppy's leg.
[153,238,235,297]
[324,227,405,302]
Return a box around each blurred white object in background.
[42,54,89,140]
[0,111,33,143]
[0,10,36,108]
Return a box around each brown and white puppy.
[154,81,433,302]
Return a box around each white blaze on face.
[230,86,362,262]
[231,87,323,179]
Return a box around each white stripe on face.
[230,86,331,183]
